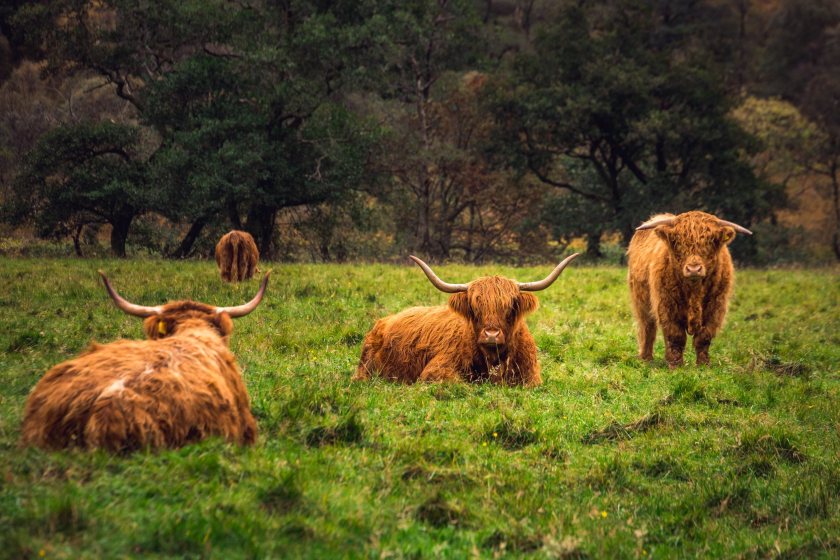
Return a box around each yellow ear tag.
[158,320,167,335]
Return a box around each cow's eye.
[507,307,518,323]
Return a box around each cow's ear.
[717,226,735,246]
[448,292,471,318]
[143,315,165,340]
[517,293,539,315]
[653,226,674,243]
[654,225,675,248]
[214,313,234,339]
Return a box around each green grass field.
[0,258,838,559]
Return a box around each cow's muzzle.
[682,262,706,279]
[479,327,506,347]
[683,257,706,280]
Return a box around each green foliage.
[11,0,390,257]
[489,0,783,254]
[6,122,147,256]
[0,259,838,557]
[4,0,840,263]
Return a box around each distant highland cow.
[20,272,269,452]
[354,254,580,386]
[215,230,259,282]
[627,211,752,368]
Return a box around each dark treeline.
[0,0,838,263]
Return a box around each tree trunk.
[621,222,636,247]
[169,216,207,259]
[246,203,277,259]
[465,204,476,262]
[227,200,242,230]
[72,224,84,257]
[586,231,602,259]
[418,177,433,255]
[319,239,331,262]
[109,213,133,257]
[831,162,840,261]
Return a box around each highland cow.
[20,271,270,452]
[215,230,259,282]
[354,254,580,386]
[627,211,752,368]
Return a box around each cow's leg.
[419,355,461,383]
[637,316,657,362]
[659,309,687,369]
[693,328,712,366]
[661,322,687,369]
[693,287,730,366]
[655,293,687,368]
[629,276,656,361]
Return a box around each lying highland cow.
[215,230,259,282]
[354,254,580,386]
[20,271,269,452]
[627,211,752,368]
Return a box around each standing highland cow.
[215,230,259,282]
[627,211,752,368]
[20,272,269,452]
[354,254,580,386]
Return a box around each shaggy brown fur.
[627,211,743,368]
[215,230,259,282]
[20,282,265,452]
[355,276,548,387]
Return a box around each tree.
[760,0,840,259]
[8,122,148,256]
[375,0,489,258]
[489,0,783,258]
[12,0,385,257]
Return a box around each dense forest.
[0,0,838,264]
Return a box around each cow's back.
[216,230,259,282]
[21,335,256,451]
[359,305,472,382]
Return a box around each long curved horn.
[409,256,468,293]
[716,219,753,236]
[99,271,161,317]
[517,253,581,292]
[216,272,270,318]
[635,217,677,231]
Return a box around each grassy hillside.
[0,258,838,559]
